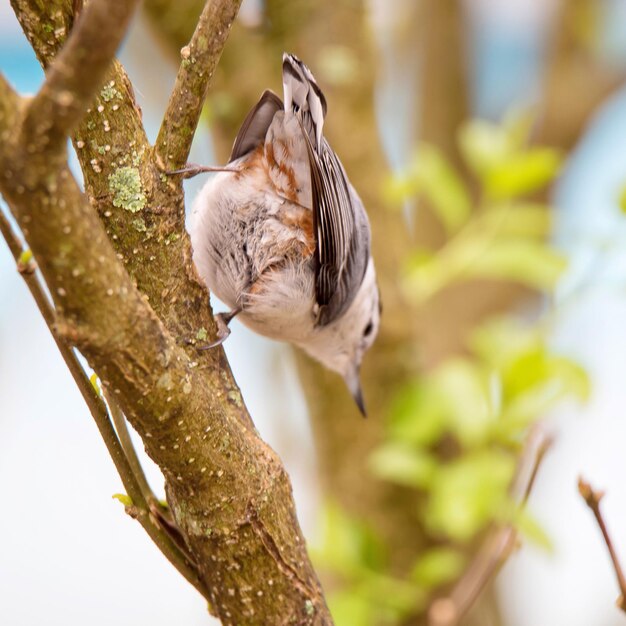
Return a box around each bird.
[176,53,380,415]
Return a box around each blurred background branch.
[578,478,626,613]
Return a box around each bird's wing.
[282,53,369,326]
[303,135,369,325]
[229,90,283,163]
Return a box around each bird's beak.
[344,366,367,417]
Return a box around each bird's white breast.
[189,165,318,343]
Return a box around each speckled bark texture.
[1,1,332,623]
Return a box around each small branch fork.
[578,477,626,613]
[428,429,553,626]
[155,0,243,169]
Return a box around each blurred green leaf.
[313,502,385,576]
[363,573,427,616]
[469,317,541,369]
[459,110,535,179]
[412,145,471,233]
[328,591,373,626]
[494,351,590,439]
[485,148,562,200]
[458,120,512,178]
[369,443,437,489]
[461,239,566,290]
[387,145,471,232]
[388,383,447,447]
[329,573,425,626]
[406,237,566,302]
[459,112,558,201]
[514,509,553,552]
[383,172,420,206]
[431,359,494,447]
[501,107,536,151]
[503,349,590,403]
[410,547,466,588]
[426,450,516,541]
[619,185,626,214]
[478,203,552,239]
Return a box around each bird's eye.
[363,320,373,337]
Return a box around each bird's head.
[299,261,381,415]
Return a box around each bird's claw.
[196,308,241,351]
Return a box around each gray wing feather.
[229,90,283,162]
[302,129,370,326]
[282,53,371,325]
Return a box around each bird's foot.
[165,163,238,180]
[197,308,242,350]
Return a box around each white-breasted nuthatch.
[177,53,380,414]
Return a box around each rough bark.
[1,1,333,624]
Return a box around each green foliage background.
[313,114,590,626]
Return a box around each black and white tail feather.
[281,53,370,328]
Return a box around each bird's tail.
[282,53,327,150]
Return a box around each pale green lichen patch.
[196,34,208,52]
[131,148,145,167]
[227,390,242,408]
[157,371,174,391]
[101,82,123,103]
[108,166,147,213]
[196,327,208,341]
[132,217,147,232]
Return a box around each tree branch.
[0,154,207,600]
[578,477,626,612]
[428,430,552,626]
[20,0,141,155]
[4,3,333,622]
[155,0,243,169]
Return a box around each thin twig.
[0,206,208,601]
[428,429,553,626]
[103,395,195,560]
[0,209,108,421]
[20,0,141,154]
[155,0,243,169]
[578,477,626,612]
[105,391,155,505]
